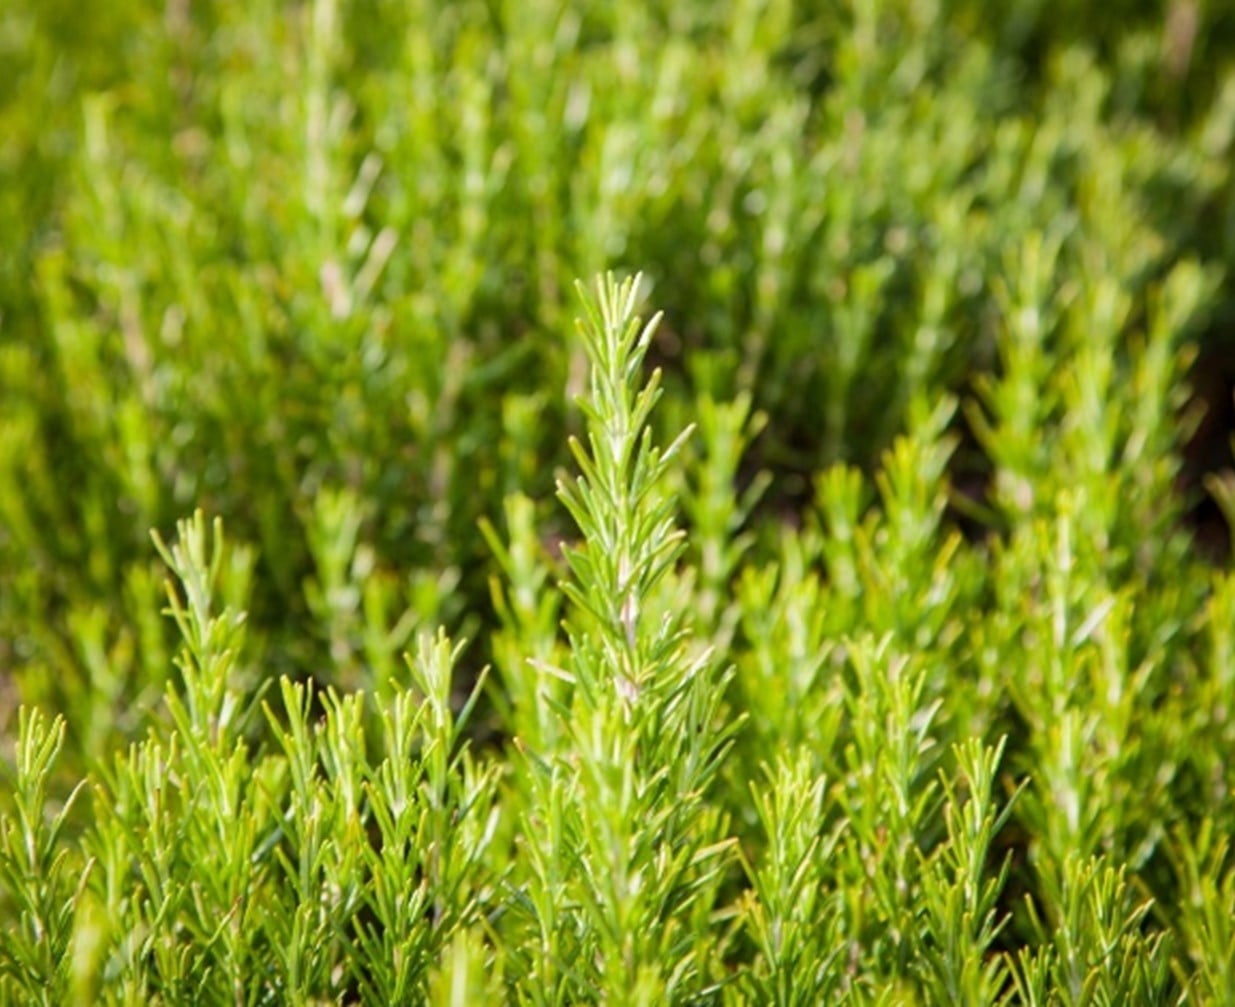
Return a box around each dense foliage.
[4,0,1235,1002]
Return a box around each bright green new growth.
[0,512,499,1003]
[511,275,737,1003]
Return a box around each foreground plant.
[504,274,739,1003]
[0,513,498,1003]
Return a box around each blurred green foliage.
[4,0,1234,747]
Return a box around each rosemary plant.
[508,274,738,1004]
[4,4,1235,991]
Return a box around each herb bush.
[4,0,1235,1002]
